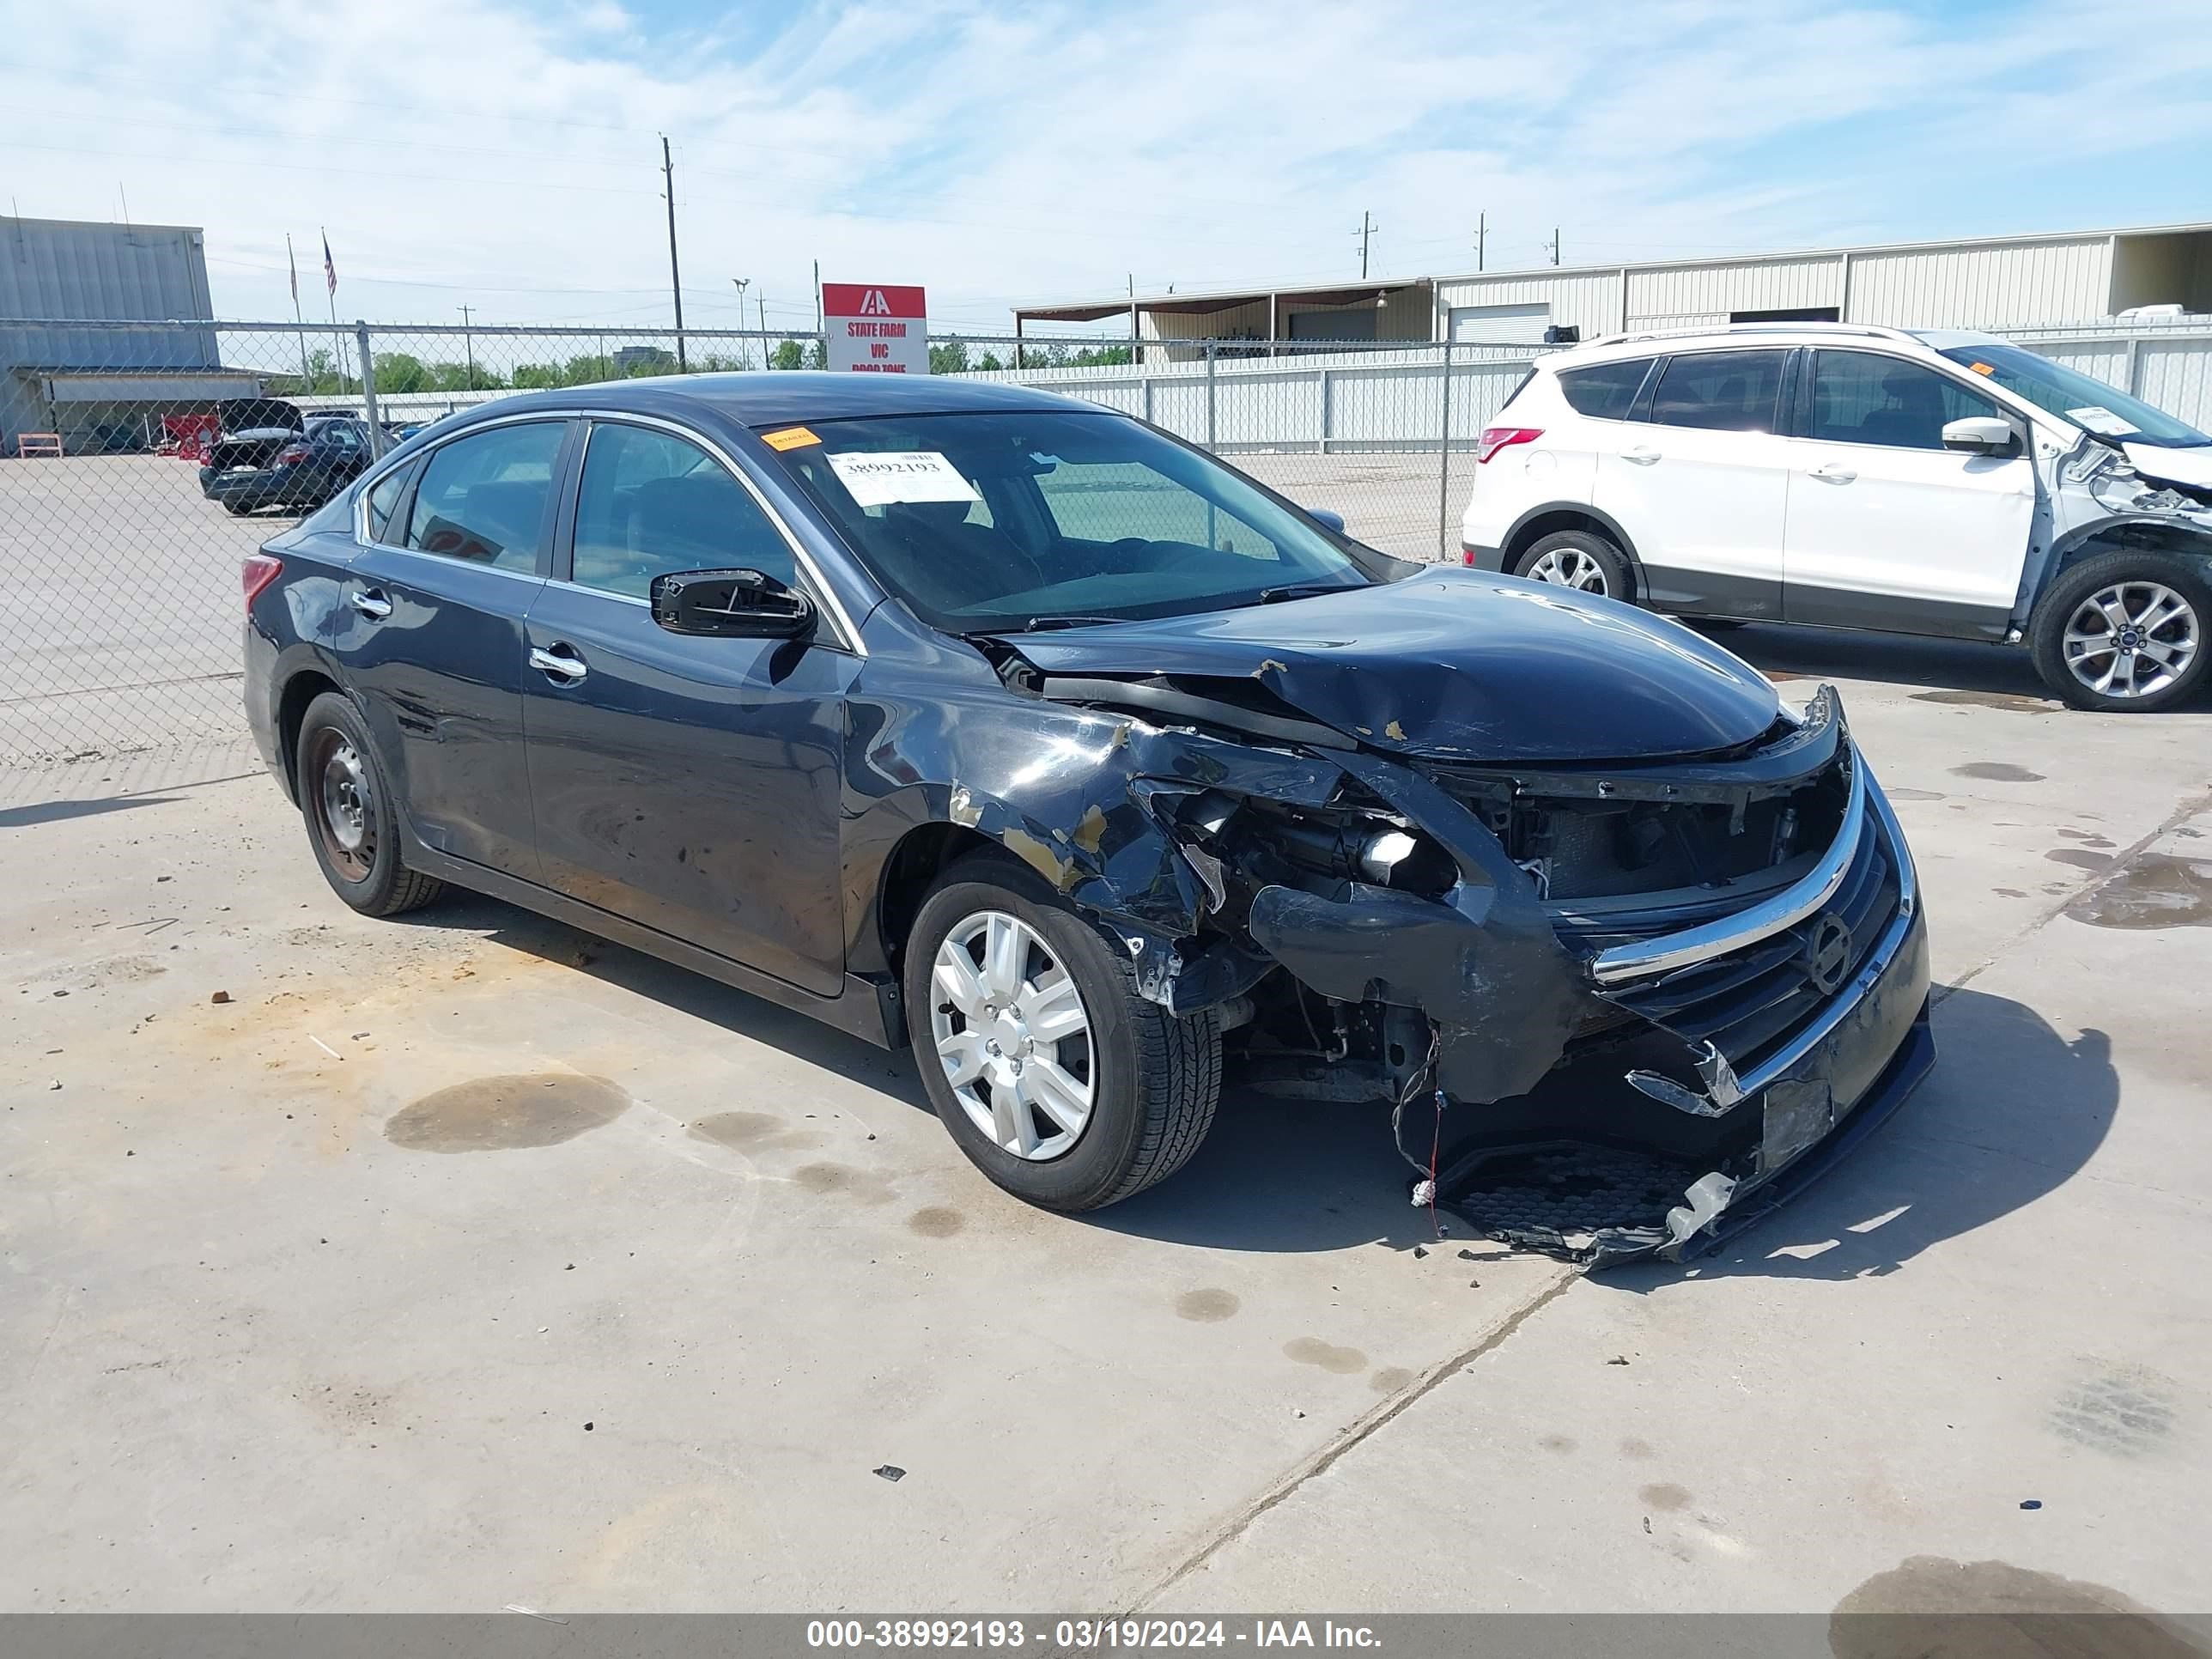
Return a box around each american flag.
[322,232,337,298]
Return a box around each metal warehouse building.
[1015,221,2212,351]
[2,216,260,456]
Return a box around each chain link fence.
[6,312,2211,774]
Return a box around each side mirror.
[649,568,816,639]
[1942,416,2018,456]
[1309,508,1347,535]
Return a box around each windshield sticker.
[825,450,981,507]
[2066,405,2138,437]
[1967,362,1996,375]
[760,425,821,452]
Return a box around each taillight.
[1474,426,1542,464]
[275,443,311,465]
[242,553,283,607]
[1462,545,1479,566]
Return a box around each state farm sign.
[823,283,928,374]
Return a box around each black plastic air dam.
[1437,908,1934,1267]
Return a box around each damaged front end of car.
[1001,657,1933,1267]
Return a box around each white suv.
[1459,322,2212,711]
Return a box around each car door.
[520,416,860,996]
[1594,347,1792,618]
[337,416,572,878]
[1780,348,2035,635]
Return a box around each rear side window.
[1808,350,2002,450]
[571,423,796,599]
[1649,349,1785,433]
[365,464,413,543]
[404,422,566,573]
[1556,358,1653,420]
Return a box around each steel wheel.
[2060,580,2199,701]
[307,726,377,881]
[1525,546,1611,594]
[928,909,1095,1161]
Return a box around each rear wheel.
[902,854,1220,1211]
[294,691,446,916]
[2030,552,2209,712]
[1515,528,1632,601]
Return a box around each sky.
[4,0,2211,338]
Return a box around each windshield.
[763,410,1372,631]
[1937,343,2209,448]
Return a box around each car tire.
[902,854,1221,1212]
[1514,529,1633,601]
[293,691,446,916]
[2029,551,2210,713]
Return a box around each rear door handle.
[348,587,392,620]
[1808,463,1857,483]
[1621,447,1662,465]
[529,643,588,685]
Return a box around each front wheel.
[902,855,1220,1211]
[2030,552,2209,712]
[1515,528,1632,601]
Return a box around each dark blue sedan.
[242,373,1931,1256]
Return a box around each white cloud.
[3,0,2208,339]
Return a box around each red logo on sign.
[822,283,926,320]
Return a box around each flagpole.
[288,234,310,392]
[322,228,348,401]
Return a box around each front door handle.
[1621,446,1662,465]
[1808,463,1857,483]
[348,587,392,620]
[529,643,589,685]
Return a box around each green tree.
[928,337,971,374]
[770,339,805,371]
[374,352,434,394]
[510,362,564,389]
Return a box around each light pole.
[457,304,477,391]
[732,277,751,368]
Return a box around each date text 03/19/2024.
[804,1620,1383,1650]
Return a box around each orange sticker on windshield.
[1967,362,1996,375]
[761,425,821,451]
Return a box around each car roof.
[470,371,1097,430]
[1540,321,1962,370]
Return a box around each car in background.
[1461,322,2212,711]
[240,373,1932,1262]
[207,416,382,516]
[198,397,307,496]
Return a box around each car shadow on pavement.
[405,892,934,1111]
[1695,621,2062,705]
[1600,985,2117,1288]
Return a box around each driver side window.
[571,422,796,599]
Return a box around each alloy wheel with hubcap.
[1524,545,1612,594]
[929,909,1095,1161]
[2060,580,2199,701]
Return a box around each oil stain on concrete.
[386,1073,630,1152]
[1913,689,2053,714]
[1638,1482,1691,1511]
[1952,761,2046,783]
[1536,1432,1576,1453]
[907,1206,966,1238]
[1283,1336,1366,1374]
[688,1110,823,1153]
[1832,1557,2193,1659]
[2049,848,2117,872]
[792,1162,897,1205]
[2065,855,2212,931]
[1369,1367,1418,1395]
[1175,1288,1240,1322]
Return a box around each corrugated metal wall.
[1,219,219,372]
[1628,254,1842,326]
[1846,237,2112,328]
[1433,270,1624,339]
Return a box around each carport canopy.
[35,368,265,402]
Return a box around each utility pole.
[457,304,476,390]
[731,277,750,368]
[1547,228,1560,266]
[660,135,686,372]
[1476,212,1486,272]
[1358,210,1376,280]
[812,258,822,337]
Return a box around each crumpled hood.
[1010,569,1782,763]
[2120,441,2212,493]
